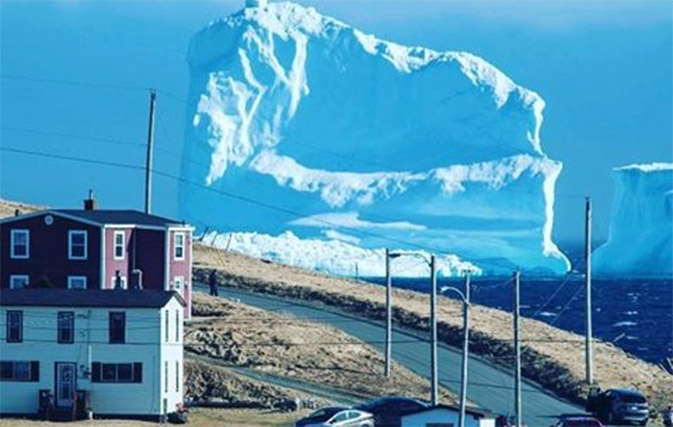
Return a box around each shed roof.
[0,289,185,308]
[401,404,493,419]
[53,209,186,227]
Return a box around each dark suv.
[587,388,649,426]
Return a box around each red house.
[0,197,193,318]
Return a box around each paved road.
[195,284,585,426]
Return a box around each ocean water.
[362,276,673,364]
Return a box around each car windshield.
[620,394,646,404]
[308,408,344,421]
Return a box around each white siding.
[401,408,495,427]
[0,298,183,417]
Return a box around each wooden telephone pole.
[144,89,156,214]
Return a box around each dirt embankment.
[184,359,318,409]
[186,293,455,404]
[193,245,673,412]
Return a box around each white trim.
[68,230,88,260]
[104,224,166,231]
[10,229,29,259]
[100,228,106,289]
[67,276,87,289]
[113,230,125,260]
[173,232,185,261]
[9,275,29,289]
[164,229,170,290]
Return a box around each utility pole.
[385,248,392,377]
[430,255,438,405]
[514,270,522,427]
[459,272,470,427]
[585,196,594,384]
[144,89,157,214]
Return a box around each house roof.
[53,209,186,227]
[0,289,185,308]
[401,404,493,419]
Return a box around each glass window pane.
[14,362,30,381]
[117,364,132,381]
[102,364,117,381]
[0,362,13,379]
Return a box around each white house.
[401,404,496,427]
[0,288,184,420]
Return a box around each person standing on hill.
[209,270,219,297]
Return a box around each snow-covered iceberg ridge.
[205,231,480,277]
[594,163,673,278]
[179,1,570,276]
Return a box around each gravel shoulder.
[193,244,673,412]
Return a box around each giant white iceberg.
[178,1,570,276]
[594,163,673,278]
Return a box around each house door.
[55,363,77,408]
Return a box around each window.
[6,311,22,343]
[10,230,29,259]
[165,310,169,342]
[91,362,142,383]
[0,361,39,382]
[175,310,180,342]
[173,233,185,260]
[68,230,88,260]
[164,361,168,393]
[57,312,74,344]
[10,275,29,289]
[172,276,184,293]
[113,231,125,260]
[109,312,125,344]
[175,361,179,392]
[67,276,87,290]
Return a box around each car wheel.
[639,420,648,426]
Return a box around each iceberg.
[179,1,570,276]
[594,163,673,278]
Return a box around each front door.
[55,363,76,408]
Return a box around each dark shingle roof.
[0,289,185,308]
[54,209,186,227]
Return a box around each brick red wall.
[1,213,101,289]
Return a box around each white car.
[296,407,374,427]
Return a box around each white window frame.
[68,230,88,260]
[110,275,127,289]
[113,231,125,260]
[10,230,29,259]
[172,276,184,292]
[67,276,87,290]
[10,275,29,289]
[173,232,185,260]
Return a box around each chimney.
[84,190,98,211]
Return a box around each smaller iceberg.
[594,163,673,278]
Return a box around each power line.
[1,126,147,149]
[0,74,149,92]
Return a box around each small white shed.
[0,289,185,420]
[401,404,495,427]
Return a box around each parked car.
[554,415,604,427]
[355,396,428,427]
[295,406,374,427]
[586,388,649,426]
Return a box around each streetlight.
[387,251,471,427]
[440,278,471,427]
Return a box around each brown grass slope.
[187,293,456,403]
[193,246,673,412]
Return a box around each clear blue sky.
[1,0,671,243]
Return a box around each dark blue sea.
[363,248,673,364]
